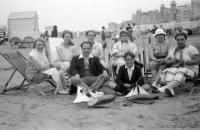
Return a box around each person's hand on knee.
[108,81,117,89]
[102,71,109,77]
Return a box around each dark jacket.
[116,65,144,94]
[69,55,105,77]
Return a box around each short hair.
[175,32,187,40]
[33,38,45,48]
[53,25,57,28]
[124,51,135,59]
[85,30,96,37]
[62,30,73,39]
[80,41,92,48]
[119,31,128,37]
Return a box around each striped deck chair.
[142,49,152,79]
[0,51,56,95]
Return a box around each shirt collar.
[79,53,93,59]
[125,65,135,70]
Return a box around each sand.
[0,37,200,130]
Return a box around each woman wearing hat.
[149,28,170,88]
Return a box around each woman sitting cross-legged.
[114,51,148,95]
[157,32,200,97]
[26,38,69,95]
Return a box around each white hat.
[154,28,166,37]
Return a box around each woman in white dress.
[55,30,76,72]
[26,38,69,94]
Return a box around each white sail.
[73,86,91,103]
[125,85,149,98]
[73,86,104,103]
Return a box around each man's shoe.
[151,86,159,93]
[165,88,175,97]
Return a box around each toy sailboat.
[125,84,149,98]
[73,86,104,103]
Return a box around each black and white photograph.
[0,0,200,129]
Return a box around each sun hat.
[154,28,166,37]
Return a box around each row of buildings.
[108,0,200,31]
[133,0,200,25]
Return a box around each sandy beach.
[0,37,200,130]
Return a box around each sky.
[0,0,190,32]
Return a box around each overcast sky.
[0,0,189,32]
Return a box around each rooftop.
[8,11,38,20]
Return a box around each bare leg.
[151,69,158,81]
[90,75,109,90]
[166,80,181,89]
[158,80,181,96]
[54,74,63,94]
[53,71,69,94]
[153,69,162,87]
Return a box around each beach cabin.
[7,11,41,48]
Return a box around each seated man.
[69,41,116,95]
[111,30,141,74]
[157,32,200,97]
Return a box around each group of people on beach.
[25,27,200,99]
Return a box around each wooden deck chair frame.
[189,64,200,94]
[0,51,56,95]
[142,50,152,79]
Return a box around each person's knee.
[99,74,110,81]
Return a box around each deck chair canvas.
[0,51,56,95]
[48,38,63,63]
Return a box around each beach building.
[7,11,41,46]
